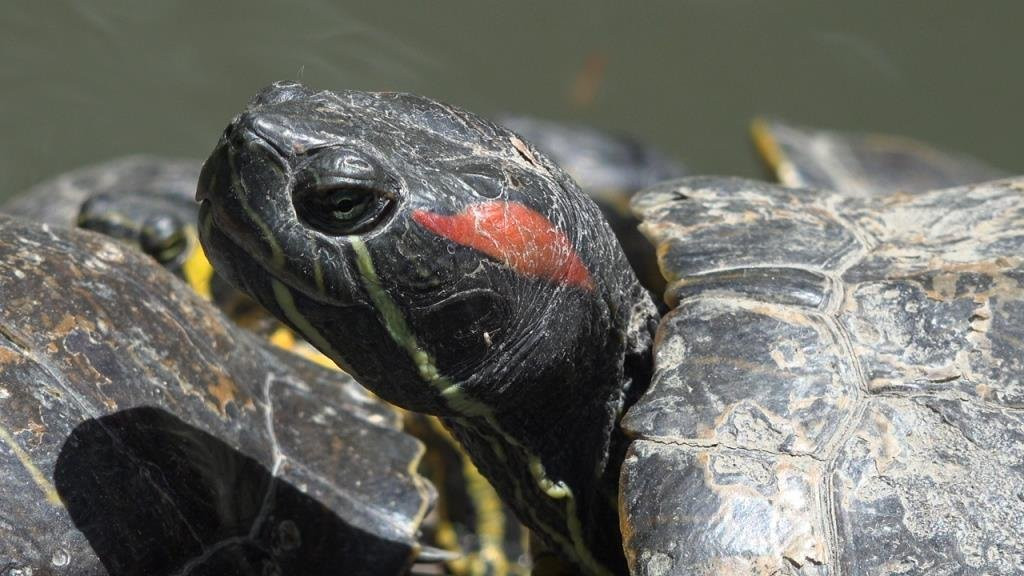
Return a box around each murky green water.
[1,1,1021,197]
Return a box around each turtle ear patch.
[413,201,594,291]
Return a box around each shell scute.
[627,177,1024,575]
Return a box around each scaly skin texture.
[496,115,686,295]
[198,82,659,574]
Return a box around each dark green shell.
[0,216,431,574]
[752,118,1007,195]
[625,176,1024,575]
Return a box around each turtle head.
[199,81,658,572]
[198,81,655,418]
[79,193,192,268]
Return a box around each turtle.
[750,117,1008,195]
[496,115,686,294]
[0,215,436,574]
[197,81,1024,575]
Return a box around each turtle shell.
[623,176,1024,575]
[0,216,431,575]
[751,118,1008,196]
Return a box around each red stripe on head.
[413,201,594,290]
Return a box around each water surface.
[2,1,1021,196]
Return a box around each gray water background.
[2,1,1021,197]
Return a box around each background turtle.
[197,82,1024,575]
[751,117,1008,195]
[2,155,201,226]
[0,215,433,574]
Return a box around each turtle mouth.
[196,198,260,299]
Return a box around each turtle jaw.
[196,198,267,307]
[199,198,474,414]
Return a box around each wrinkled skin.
[198,82,659,575]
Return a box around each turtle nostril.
[227,113,273,150]
[226,113,257,147]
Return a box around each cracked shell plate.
[752,118,1007,196]
[0,216,432,575]
[623,176,1024,575]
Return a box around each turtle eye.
[140,214,188,264]
[327,187,373,222]
[294,148,396,236]
[297,184,391,235]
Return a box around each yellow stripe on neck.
[350,238,613,576]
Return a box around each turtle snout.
[229,109,333,159]
[196,114,287,205]
[195,136,228,204]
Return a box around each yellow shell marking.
[0,423,62,506]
